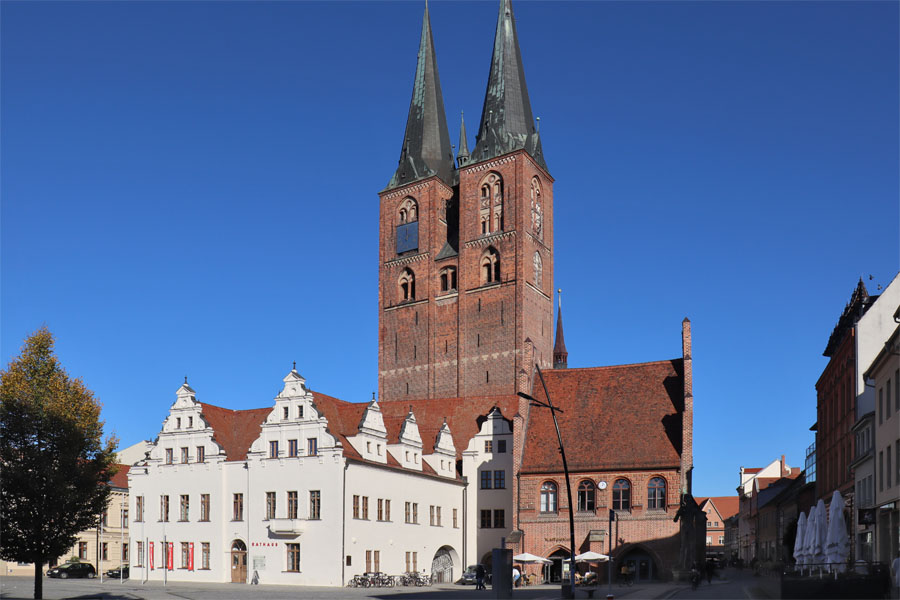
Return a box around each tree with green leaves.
[0,327,117,599]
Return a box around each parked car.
[105,565,129,579]
[461,565,479,584]
[47,563,96,579]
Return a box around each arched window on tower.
[399,268,416,302]
[612,479,631,511]
[540,481,557,513]
[481,247,500,284]
[439,266,457,293]
[533,252,543,288]
[397,197,419,254]
[479,173,503,235]
[531,177,543,240]
[577,480,595,512]
[647,477,666,510]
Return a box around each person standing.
[475,564,485,590]
[890,550,899,600]
[512,566,521,588]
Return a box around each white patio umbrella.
[513,553,552,564]
[811,499,828,569]
[792,511,807,568]
[802,505,817,571]
[825,490,849,574]
[574,551,609,563]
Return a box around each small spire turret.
[553,288,568,369]
[457,111,470,167]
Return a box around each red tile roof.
[521,361,685,473]
[109,464,130,489]
[311,390,519,458]
[700,496,739,520]
[199,403,271,461]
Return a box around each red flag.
[149,542,154,570]
[189,542,194,571]
[167,542,174,570]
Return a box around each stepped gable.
[109,464,130,489]
[521,360,685,473]
[199,403,271,461]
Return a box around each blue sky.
[2,1,897,498]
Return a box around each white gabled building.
[127,368,518,586]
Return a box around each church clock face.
[598,481,608,490]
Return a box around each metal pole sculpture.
[518,364,577,599]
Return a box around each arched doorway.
[431,546,459,583]
[619,547,657,583]
[230,540,247,583]
[548,548,571,583]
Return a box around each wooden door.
[231,550,247,583]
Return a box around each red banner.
[149,542,154,570]
[188,542,194,571]
[167,542,174,570]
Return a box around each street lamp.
[518,363,577,600]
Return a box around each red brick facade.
[378,151,553,402]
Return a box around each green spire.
[387,3,454,190]
[472,0,547,171]
[457,111,470,167]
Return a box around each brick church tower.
[378,0,554,403]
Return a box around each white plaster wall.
[856,272,900,391]
[462,410,513,567]
[343,461,465,583]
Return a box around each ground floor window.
[286,543,300,572]
[78,542,88,560]
[135,542,143,567]
[201,543,210,570]
[365,550,380,573]
[405,551,418,573]
[122,543,128,562]
[181,542,190,568]
[101,542,108,560]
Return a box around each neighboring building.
[697,497,739,560]
[816,280,877,503]
[863,320,899,564]
[736,457,795,562]
[117,440,153,465]
[853,272,900,563]
[2,465,130,577]
[128,0,699,586]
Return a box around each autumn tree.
[0,327,117,599]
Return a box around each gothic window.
[531,177,543,240]
[398,197,418,224]
[399,268,416,301]
[533,252,542,288]
[481,247,500,284]
[439,266,457,293]
[577,480,595,512]
[612,478,631,511]
[648,477,666,509]
[540,481,558,513]
[479,172,503,235]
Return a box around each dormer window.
[298,406,304,419]
[188,416,193,428]
[176,418,181,429]
[283,407,289,420]
[165,448,173,465]
[367,441,372,453]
